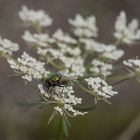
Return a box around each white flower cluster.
[22,31,55,47]
[80,38,101,51]
[85,77,118,99]
[114,11,140,44]
[37,46,85,77]
[58,43,81,57]
[69,14,98,38]
[7,52,49,81]
[36,35,85,77]
[101,44,124,61]
[19,5,53,27]
[0,37,19,55]
[53,29,77,44]
[90,59,113,78]
[80,39,124,61]
[123,58,140,73]
[37,47,61,59]
[60,56,85,77]
[38,84,87,116]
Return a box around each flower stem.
[112,76,129,86]
[73,105,96,112]
[56,116,69,140]
[112,73,136,86]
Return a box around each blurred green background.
[0,0,140,140]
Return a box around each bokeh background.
[0,0,140,140]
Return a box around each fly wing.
[57,71,78,81]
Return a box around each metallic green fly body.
[43,72,77,92]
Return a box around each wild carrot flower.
[22,31,55,47]
[7,52,49,81]
[69,14,98,38]
[19,5,52,27]
[38,84,87,116]
[123,58,140,81]
[80,39,124,61]
[0,5,140,130]
[53,29,77,44]
[0,37,19,55]
[114,11,140,44]
[90,59,113,78]
[85,77,118,99]
[100,44,124,61]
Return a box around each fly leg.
[49,87,55,100]
[57,84,65,98]
[61,86,64,97]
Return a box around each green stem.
[34,23,43,34]
[112,76,129,86]
[56,116,69,140]
[0,53,13,59]
[73,105,96,112]
[112,73,136,86]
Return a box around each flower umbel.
[123,58,140,81]
[38,84,87,117]
[19,5,53,27]
[114,11,140,44]
[80,39,124,61]
[22,31,55,47]
[53,29,77,45]
[0,37,19,56]
[69,14,98,38]
[90,59,113,78]
[7,52,49,81]
[85,77,118,99]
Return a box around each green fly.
[43,72,77,92]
